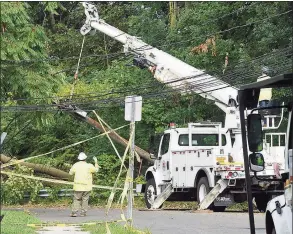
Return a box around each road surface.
[5,208,266,234]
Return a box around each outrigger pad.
[198,179,228,210]
[151,183,172,209]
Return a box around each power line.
[4,57,290,109]
[0,82,231,112]
[1,45,291,104]
[0,72,231,112]
[1,6,291,109]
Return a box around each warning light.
[169,123,176,129]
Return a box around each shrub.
[1,165,43,205]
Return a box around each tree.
[1,2,62,101]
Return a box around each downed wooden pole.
[85,116,153,162]
[60,105,154,163]
[0,154,70,179]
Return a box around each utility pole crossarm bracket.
[58,104,87,119]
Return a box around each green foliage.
[1,165,43,205]
[134,175,146,184]
[90,153,127,202]
[1,2,63,100]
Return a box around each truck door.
[159,133,171,181]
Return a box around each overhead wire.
[1,45,291,105]
[0,71,235,112]
[1,4,291,112]
[1,63,290,112]
[2,6,291,110]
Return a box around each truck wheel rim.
[199,184,207,202]
[147,185,155,204]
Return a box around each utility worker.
[69,152,99,217]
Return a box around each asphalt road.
[6,208,266,234]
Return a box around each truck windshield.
[178,134,226,146]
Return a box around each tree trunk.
[50,13,56,32]
[169,1,179,29]
[0,154,70,179]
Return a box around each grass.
[0,210,41,234]
[83,223,151,234]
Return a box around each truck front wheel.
[145,178,157,209]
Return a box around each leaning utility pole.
[58,104,153,163]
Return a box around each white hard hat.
[78,152,87,161]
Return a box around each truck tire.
[255,194,270,212]
[145,178,161,209]
[197,177,210,204]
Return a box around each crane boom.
[81,3,239,115]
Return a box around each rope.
[69,36,86,100]
[0,124,129,169]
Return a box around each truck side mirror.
[249,153,265,172]
[247,114,263,152]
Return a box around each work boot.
[80,212,87,217]
[70,212,77,217]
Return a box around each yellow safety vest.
[69,161,99,191]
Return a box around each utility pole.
[128,96,135,226]
[125,95,142,227]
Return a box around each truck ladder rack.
[151,183,173,209]
[198,179,228,210]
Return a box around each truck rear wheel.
[145,178,159,209]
